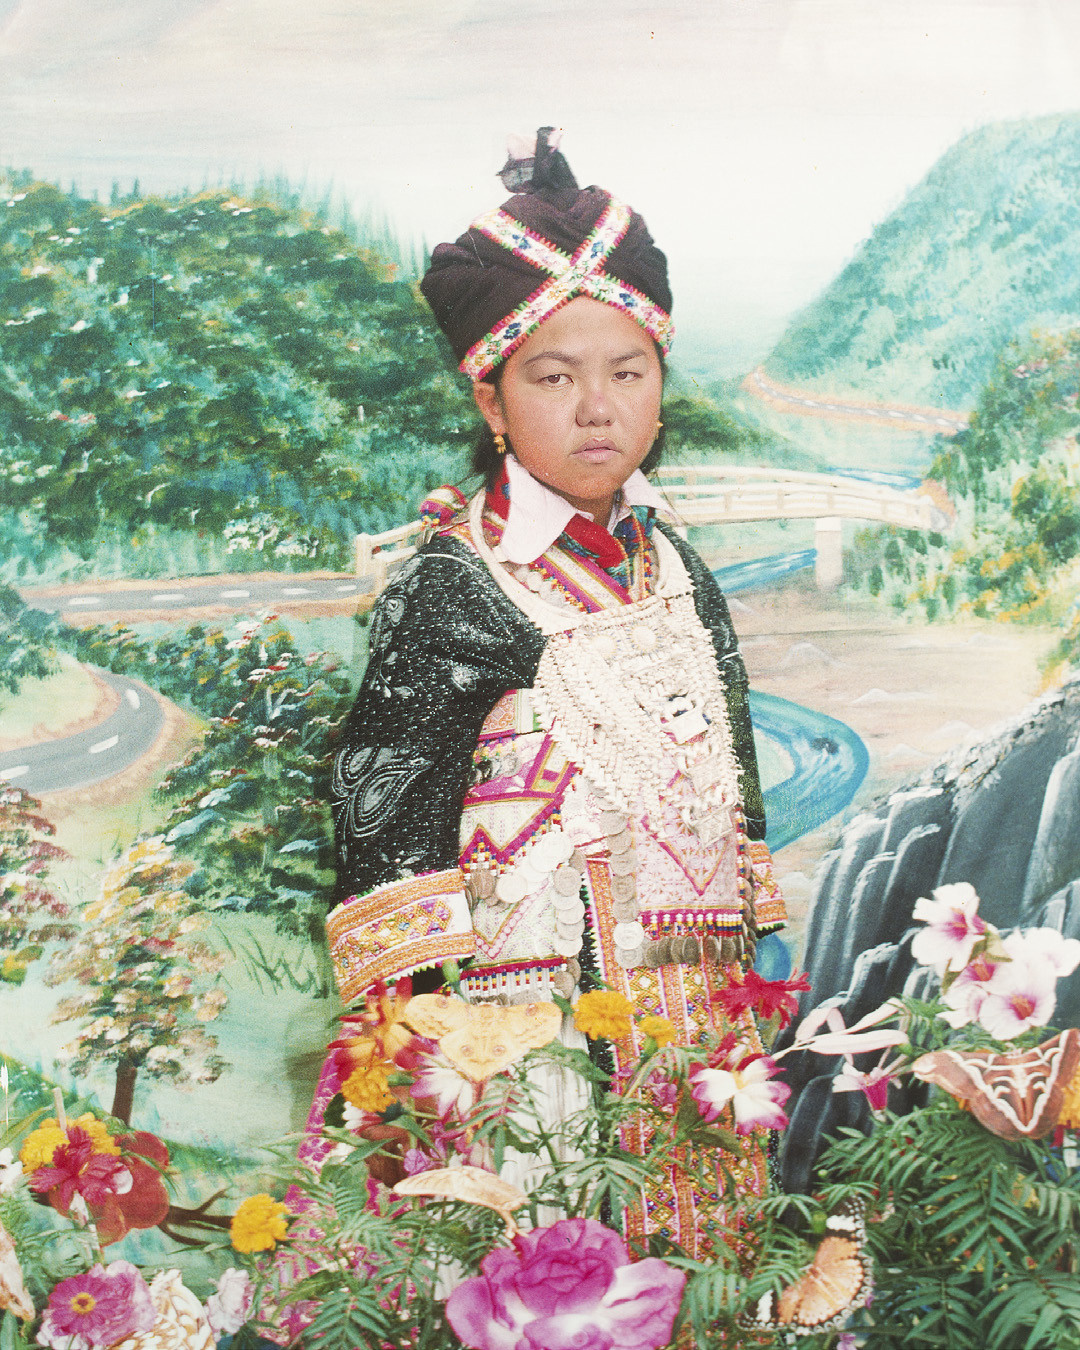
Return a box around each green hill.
[765,113,1080,408]
[0,173,762,583]
[0,174,478,579]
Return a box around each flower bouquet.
[761,883,1080,1348]
[3,882,1079,1349]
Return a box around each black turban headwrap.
[421,129,674,380]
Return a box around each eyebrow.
[523,348,650,368]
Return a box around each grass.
[0,654,103,746]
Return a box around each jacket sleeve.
[657,524,786,935]
[327,540,545,1001]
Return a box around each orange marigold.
[231,1193,290,1253]
[1060,1067,1080,1131]
[573,990,634,1041]
[638,1015,676,1047]
[342,1061,395,1113]
[71,1113,121,1156]
[19,1121,67,1171]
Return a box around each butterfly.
[0,1217,34,1322]
[742,1198,872,1336]
[403,994,562,1081]
[393,1165,527,1236]
[911,1027,1080,1141]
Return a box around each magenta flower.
[911,882,986,975]
[834,1054,904,1113]
[445,1217,685,1350]
[689,1053,791,1134]
[38,1261,156,1349]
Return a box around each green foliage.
[0,785,72,977]
[815,1104,1080,1348]
[0,174,475,577]
[846,326,1080,632]
[767,112,1080,406]
[152,617,350,989]
[0,583,57,700]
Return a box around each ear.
[472,380,507,435]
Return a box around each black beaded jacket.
[331,523,767,908]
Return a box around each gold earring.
[656,420,664,431]
[493,433,507,455]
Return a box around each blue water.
[714,548,816,593]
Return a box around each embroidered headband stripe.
[460,196,675,380]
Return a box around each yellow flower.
[72,1113,121,1156]
[19,1121,67,1170]
[1060,1067,1080,1131]
[342,1061,395,1113]
[573,990,634,1042]
[638,1015,676,1047]
[231,1193,290,1253]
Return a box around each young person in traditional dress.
[315,130,786,1257]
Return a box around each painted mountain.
[763,113,1080,407]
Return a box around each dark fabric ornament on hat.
[421,128,674,380]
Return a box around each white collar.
[499,453,668,565]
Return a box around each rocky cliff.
[778,673,1080,1191]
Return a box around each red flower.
[96,1131,171,1245]
[31,1128,171,1245]
[29,1129,131,1211]
[712,968,811,1029]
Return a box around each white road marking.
[282,586,313,596]
[0,765,29,780]
[89,735,119,755]
[68,597,102,607]
[336,583,358,593]
[221,589,251,598]
[151,592,185,602]
[124,689,141,710]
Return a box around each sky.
[3,0,1080,375]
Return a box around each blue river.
[713,552,871,977]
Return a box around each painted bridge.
[355,465,953,592]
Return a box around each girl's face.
[472,297,663,522]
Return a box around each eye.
[613,369,643,383]
[538,372,571,387]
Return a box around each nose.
[575,378,613,427]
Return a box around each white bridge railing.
[354,466,951,594]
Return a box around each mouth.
[574,440,620,464]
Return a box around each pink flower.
[446,1217,685,1350]
[911,882,986,975]
[834,1055,904,1113]
[38,1261,156,1349]
[689,1053,790,1134]
[1004,927,1080,979]
[974,961,1057,1039]
[204,1266,254,1335]
[940,951,1001,1029]
[789,1002,907,1057]
[942,929,1080,1037]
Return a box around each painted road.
[9,555,870,841]
[0,667,163,794]
[22,575,365,619]
[745,368,969,432]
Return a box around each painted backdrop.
[2,0,1080,1217]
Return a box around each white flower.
[204,1266,254,1334]
[911,882,986,975]
[0,1147,23,1195]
